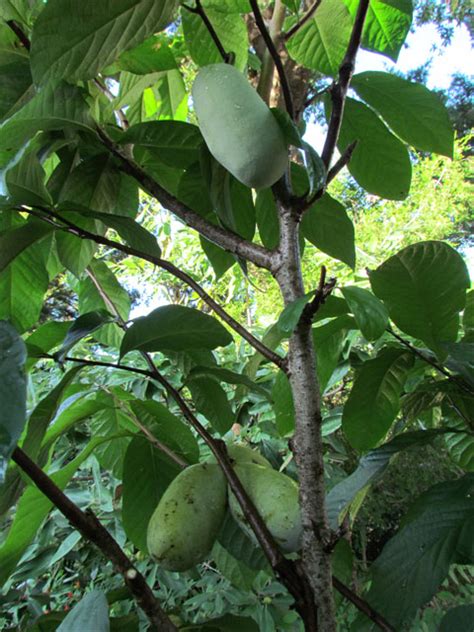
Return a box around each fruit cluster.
[147,445,302,571]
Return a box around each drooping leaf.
[186,376,235,435]
[439,605,474,632]
[277,292,315,336]
[0,50,32,122]
[272,370,294,436]
[313,316,354,393]
[329,96,412,200]
[121,305,233,357]
[0,322,26,482]
[341,286,388,341]
[55,311,113,362]
[30,0,180,85]
[369,241,471,356]
[121,121,203,169]
[442,342,474,388]
[212,540,258,591]
[344,0,412,61]
[360,475,474,629]
[5,151,53,206]
[352,71,453,157]
[286,0,353,76]
[301,141,326,195]
[112,34,177,75]
[301,193,355,268]
[217,510,269,571]
[0,219,54,274]
[57,590,109,632]
[255,188,279,249]
[187,365,271,399]
[342,347,414,451]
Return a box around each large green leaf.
[301,193,355,268]
[0,322,26,481]
[272,370,294,436]
[212,540,258,590]
[255,188,279,249]
[439,605,474,632]
[186,376,235,435]
[313,316,354,393]
[30,0,179,85]
[121,121,203,169]
[0,83,93,171]
[181,6,248,71]
[121,304,233,357]
[330,96,412,200]
[359,475,474,629]
[0,219,53,274]
[5,151,53,206]
[342,347,414,451]
[286,0,353,76]
[55,311,112,362]
[57,590,109,632]
[112,34,177,75]
[341,286,388,341]
[344,0,412,61]
[187,365,271,399]
[217,510,269,571]
[369,241,471,355]
[352,71,453,157]
[326,430,452,528]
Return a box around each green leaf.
[55,311,113,362]
[255,188,279,249]
[187,376,234,435]
[326,430,451,528]
[439,605,474,632]
[444,418,474,472]
[272,371,294,436]
[5,151,53,206]
[301,193,355,268]
[212,540,258,590]
[271,108,303,148]
[187,366,271,399]
[113,34,177,75]
[369,241,471,355]
[342,347,414,451]
[286,0,353,76]
[0,438,103,586]
[57,590,109,632]
[302,142,326,195]
[121,121,203,169]
[121,305,233,357]
[443,342,474,387]
[277,292,315,336]
[463,289,474,341]
[200,236,236,279]
[217,510,269,571]
[352,71,453,157]
[0,83,93,172]
[341,286,388,341]
[30,0,179,85]
[361,475,474,629]
[0,322,26,481]
[181,6,248,71]
[72,209,162,259]
[0,50,32,122]
[313,316,353,393]
[0,219,54,274]
[344,0,412,61]
[329,96,412,200]
[88,402,132,479]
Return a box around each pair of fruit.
[146,445,302,572]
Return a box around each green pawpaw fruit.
[229,463,302,553]
[192,63,288,189]
[207,443,272,469]
[147,463,227,571]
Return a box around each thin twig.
[388,328,474,395]
[6,20,30,50]
[321,0,370,168]
[21,205,285,370]
[249,0,294,119]
[94,127,273,269]
[326,140,357,182]
[183,1,231,63]
[11,448,177,632]
[300,266,337,323]
[284,0,323,41]
[93,78,129,130]
[332,577,395,632]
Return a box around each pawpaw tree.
[0,1,472,631]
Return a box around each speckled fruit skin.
[192,63,288,189]
[229,463,302,553]
[208,444,272,469]
[146,463,227,571]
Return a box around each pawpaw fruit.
[147,463,227,571]
[207,443,272,469]
[192,63,288,189]
[229,463,302,553]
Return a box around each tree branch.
[249,0,294,118]
[321,0,370,168]
[6,20,30,50]
[182,0,232,63]
[332,577,395,632]
[300,266,337,323]
[283,0,322,41]
[94,127,273,269]
[11,447,177,632]
[22,206,285,370]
